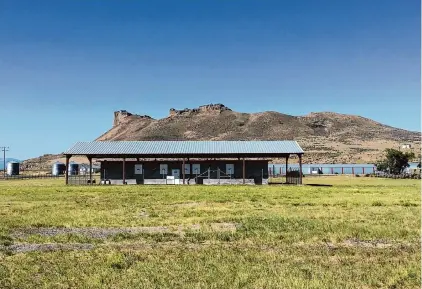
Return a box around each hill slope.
[22,104,420,168]
[95,104,420,163]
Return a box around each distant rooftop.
[64,141,304,157]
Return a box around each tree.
[376,148,415,174]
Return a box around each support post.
[285,155,289,184]
[362,167,365,174]
[122,158,126,185]
[298,154,303,185]
[352,167,355,175]
[65,155,70,185]
[187,158,190,185]
[182,158,185,185]
[88,156,92,185]
[242,158,245,184]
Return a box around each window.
[134,164,143,174]
[226,164,234,175]
[183,164,190,174]
[192,164,200,175]
[160,164,168,175]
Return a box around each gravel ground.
[1,243,94,253]
[11,223,240,240]
[11,226,170,239]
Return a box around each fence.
[68,175,97,185]
[268,166,376,177]
[0,174,64,180]
[191,168,264,185]
[286,169,301,185]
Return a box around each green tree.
[376,148,415,174]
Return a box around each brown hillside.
[94,104,420,164]
[22,104,420,168]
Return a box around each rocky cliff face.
[94,104,420,164]
[113,110,152,126]
[169,103,231,117]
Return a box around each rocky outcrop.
[100,104,420,164]
[113,110,152,126]
[169,103,231,117]
[113,110,132,126]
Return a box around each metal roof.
[64,141,304,156]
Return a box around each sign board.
[160,164,168,175]
[166,175,175,185]
[134,164,143,175]
[171,169,180,179]
[192,164,200,175]
[226,164,234,175]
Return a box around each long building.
[63,140,304,185]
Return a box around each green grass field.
[0,176,420,288]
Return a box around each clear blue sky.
[0,0,420,160]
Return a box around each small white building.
[401,144,412,149]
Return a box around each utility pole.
[1,146,9,177]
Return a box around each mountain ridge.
[22,104,420,169]
[95,104,419,164]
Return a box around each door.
[172,169,180,179]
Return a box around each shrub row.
[363,173,421,179]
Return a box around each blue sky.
[0,0,420,160]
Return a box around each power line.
[1,146,9,177]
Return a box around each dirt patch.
[138,210,149,218]
[171,202,203,208]
[12,223,242,241]
[187,224,201,231]
[12,227,170,240]
[342,238,395,248]
[1,243,94,253]
[210,222,239,232]
[292,239,414,249]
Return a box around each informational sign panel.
[183,164,190,174]
[172,169,180,179]
[134,164,143,175]
[160,164,168,175]
[166,175,174,185]
[226,164,234,175]
[192,164,200,175]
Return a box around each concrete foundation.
[143,179,197,185]
[101,178,266,185]
[203,179,257,185]
[106,179,138,185]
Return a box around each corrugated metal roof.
[64,141,304,155]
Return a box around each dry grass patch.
[0,176,420,288]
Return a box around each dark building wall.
[100,160,269,184]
